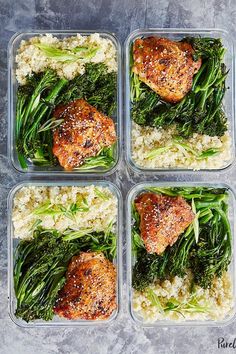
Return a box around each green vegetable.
[16,69,68,168]
[132,250,169,291]
[94,187,111,201]
[146,146,171,159]
[146,288,210,316]
[191,199,200,243]
[173,137,199,156]
[75,145,115,170]
[35,43,99,62]
[185,37,226,61]
[35,44,80,62]
[132,187,232,291]
[14,226,117,322]
[131,37,228,138]
[190,207,232,288]
[56,63,117,116]
[164,296,210,316]
[131,202,144,258]
[146,288,164,313]
[146,138,221,161]
[131,80,160,125]
[33,196,89,219]
[197,148,221,159]
[37,117,64,133]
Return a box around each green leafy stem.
[146,137,221,160]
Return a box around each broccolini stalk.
[22,78,68,155]
[16,70,57,140]
[16,70,68,168]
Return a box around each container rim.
[126,181,236,327]
[124,27,232,39]
[8,179,123,327]
[7,30,122,176]
[124,27,236,173]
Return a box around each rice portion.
[131,123,232,170]
[133,270,234,322]
[12,185,117,239]
[16,33,117,84]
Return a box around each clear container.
[8,30,122,175]
[127,181,236,327]
[8,180,122,327]
[124,28,235,173]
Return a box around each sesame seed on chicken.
[133,37,201,103]
[54,252,117,320]
[52,99,116,170]
[135,192,195,255]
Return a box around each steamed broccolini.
[16,69,67,167]
[56,63,117,116]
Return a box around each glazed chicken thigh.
[132,36,201,103]
[54,252,117,320]
[135,192,195,254]
[53,99,116,170]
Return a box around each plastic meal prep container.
[124,28,235,173]
[126,181,236,327]
[8,180,122,327]
[8,30,122,175]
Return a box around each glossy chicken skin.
[135,192,195,254]
[54,252,117,320]
[132,37,201,103]
[52,99,116,170]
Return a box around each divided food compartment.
[127,182,236,327]
[124,28,235,173]
[8,180,122,327]
[8,30,122,175]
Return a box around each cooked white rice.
[131,122,232,170]
[133,270,233,322]
[12,185,117,239]
[16,33,117,84]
